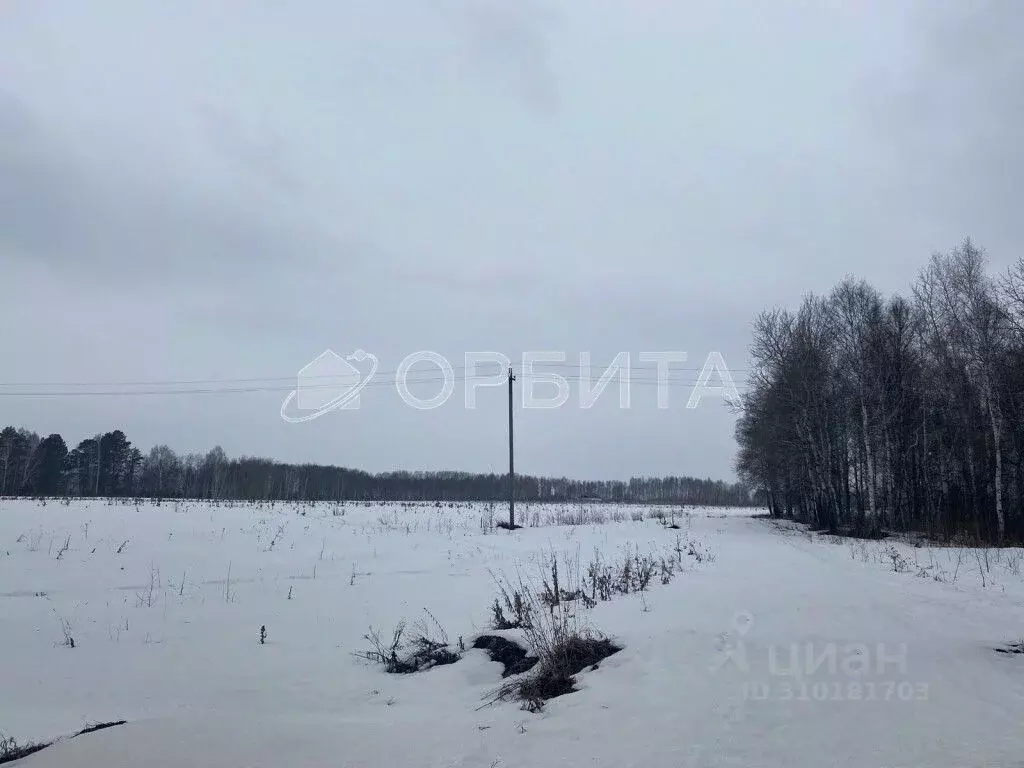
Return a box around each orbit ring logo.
[280,349,378,423]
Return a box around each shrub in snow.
[355,611,461,674]
[483,558,623,712]
[491,589,532,631]
[53,612,75,648]
[516,633,621,712]
[480,604,621,713]
[881,544,911,573]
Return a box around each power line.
[0,362,752,389]
[0,374,752,398]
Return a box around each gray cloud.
[0,92,82,264]
[197,104,308,198]
[443,0,562,116]
[866,0,1024,260]
[0,0,1019,481]
[0,92,352,286]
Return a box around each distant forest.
[0,425,755,506]
[736,239,1024,544]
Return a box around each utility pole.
[508,367,516,529]
[94,433,102,497]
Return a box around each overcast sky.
[1,0,1021,481]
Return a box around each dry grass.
[354,610,462,674]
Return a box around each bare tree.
[738,238,1021,544]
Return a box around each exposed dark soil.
[75,721,128,737]
[1,721,127,765]
[834,526,888,541]
[473,634,538,677]
[0,740,49,766]
[995,641,1024,655]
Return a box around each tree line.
[736,238,1024,544]
[0,426,753,506]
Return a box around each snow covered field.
[2,498,1023,767]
